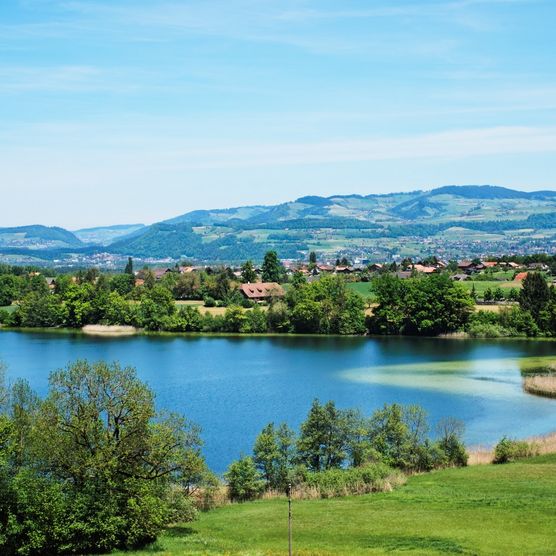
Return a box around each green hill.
[109,185,556,262]
[74,224,145,246]
[2,186,556,262]
[0,225,83,249]
[123,454,556,555]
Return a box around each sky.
[0,0,555,229]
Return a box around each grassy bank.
[122,454,556,555]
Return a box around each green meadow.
[460,280,520,296]
[124,454,556,555]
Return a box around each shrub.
[204,296,216,308]
[467,322,511,338]
[301,463,404,499]
[224,456,265,502]
[493,437,537,464]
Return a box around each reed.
[468,431,556,464]
[523,374,556,398]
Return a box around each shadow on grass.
[163,525,197,538]
[135,526,198,553]
[367,535,469,554]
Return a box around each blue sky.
[1,0,555,228]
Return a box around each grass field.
[346,281,375,299]
[124,454,556,555]
[460,280,521,296]
[0,305,16,313]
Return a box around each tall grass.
[468,431,556,464]
[523,375,556,398]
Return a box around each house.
[368,263,384,272]
[153,268,172,280]
[527,263,549,271]
[451,274,469,281]
[45,277,56,290]
[458,260,483,274]
[317,264,335,273]
[412,264,436,274]
[240,282,285,302]
[482,261,498,268]
[395,271,412,279]
[335,266,352,274]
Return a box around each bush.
[467,322,512,338]
[204,296,216,308]
[493,437,537,464]
[224,456,265,502]
[302,463,404,498]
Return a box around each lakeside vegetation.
[4,356,554,554]
[122,453,556,556]
[523,375,556,398]
[0,359,466,554]
[1,255,555,338]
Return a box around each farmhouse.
[240,282,285,302]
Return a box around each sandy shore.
[82,325,138,336]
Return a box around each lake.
[1,330,555,473]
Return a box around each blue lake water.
[1,330,555,473]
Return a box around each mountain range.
[2,185,555,264]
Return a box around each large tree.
[0,360,208,553]
[240,260,258,284]
[519,272,550,322]
[261,251,282,283]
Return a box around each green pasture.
[124,454,556,555]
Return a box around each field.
[346,281,375,299]
[460,280,521,296]
[0,305,17,313]
[124,454,556,555]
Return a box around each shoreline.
[82,324,138,336]
[1,325,555,342]
[468,430,556,465]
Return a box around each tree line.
[1,261,555,337]
[224,400,467,502]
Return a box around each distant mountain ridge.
[1,185,555,262]
[0,225,83,249]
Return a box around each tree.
[266,301,291,332]
[0,275,20,307]
[124,257,134,275]
[111,273,135,296]
[223,305,248,333]
[436,418,467,467]
[224,456,264,502]
[173,273,201,300]
[369,273,473,336]
[17,292,65,328]
[290,300,321,333]
[139,286,176,330]
[253,422,295,490]
[240,260,258,284]
[520,272,550,322]
[297,400,349,472]
[309,251,317,265]
[0,361,207,553]
[261,251,282,283]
